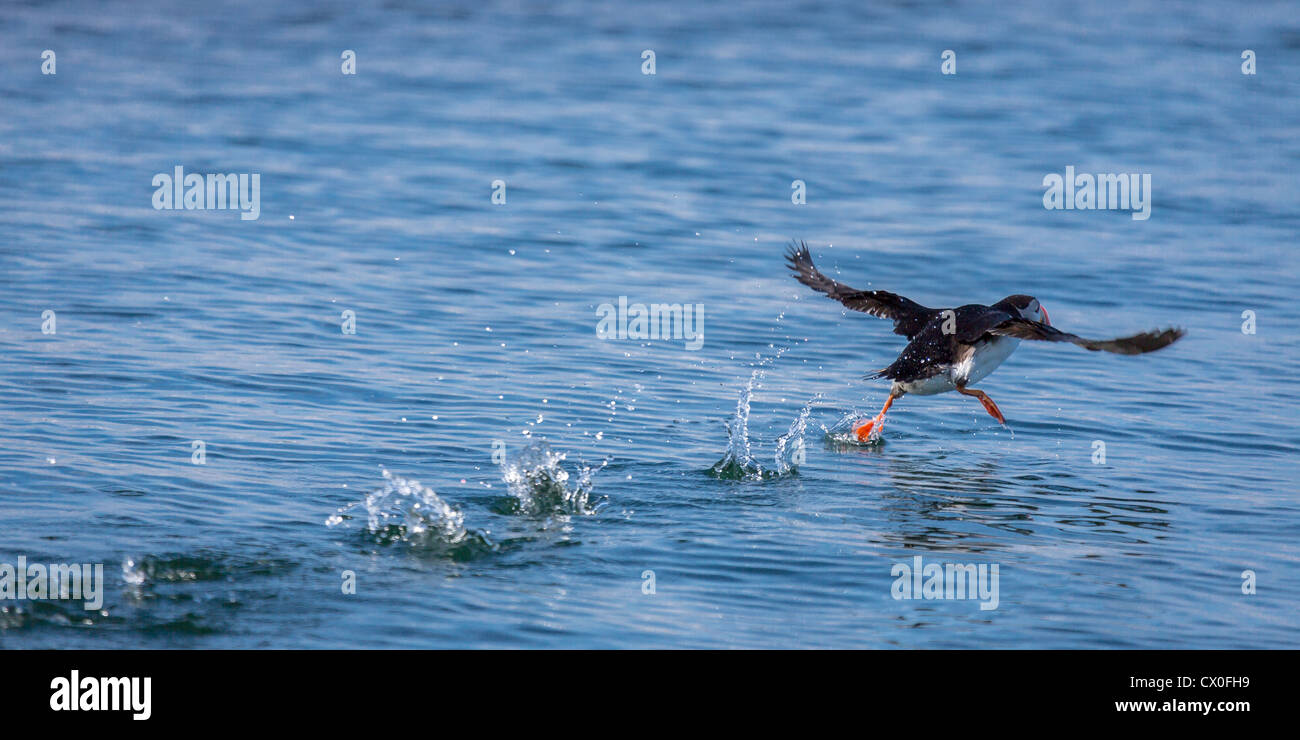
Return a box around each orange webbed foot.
[854,419,879,442]
[979,395,1005,425]
[854,393,898,442]
[957,385,1006,426]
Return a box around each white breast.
[894,337,1020,397]
[899,373,958,396]
[956,337,1019,387]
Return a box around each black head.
[996,294,1050,324]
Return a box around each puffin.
[785,242,1184,441]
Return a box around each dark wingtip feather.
[784,239,813,273]
[1117,326,1186,354]
[1154,326,1186,349]
[1145,326,1185,348]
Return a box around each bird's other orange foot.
[853,418,881,442]
[979,395,1006,424]
[854,394,897,442]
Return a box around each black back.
[870,304,1017,381]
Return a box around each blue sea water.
[1,0,1297,648]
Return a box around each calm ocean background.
[1,0,1297,648]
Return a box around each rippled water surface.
[2,0,1298,648]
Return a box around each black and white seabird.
[785,242,1184,441]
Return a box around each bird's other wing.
[784,241,935,337]
[987,318,1185,355]
[953,305,1019,343]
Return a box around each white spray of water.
[326,469,490,550]
[501,441,607,516]
[710,356,816,480]
[774,400,815,475]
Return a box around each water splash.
[821,410,886,447]
[326,469,493,555]
[710,369,763,479]
[120,553,294,585]
[709,368,813,480]
[774,400,814,475]
[500,441,606,516]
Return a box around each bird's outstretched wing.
[988,318,1185,355]
[785,241,935,337]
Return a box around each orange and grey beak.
[1040,305,1051,326]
